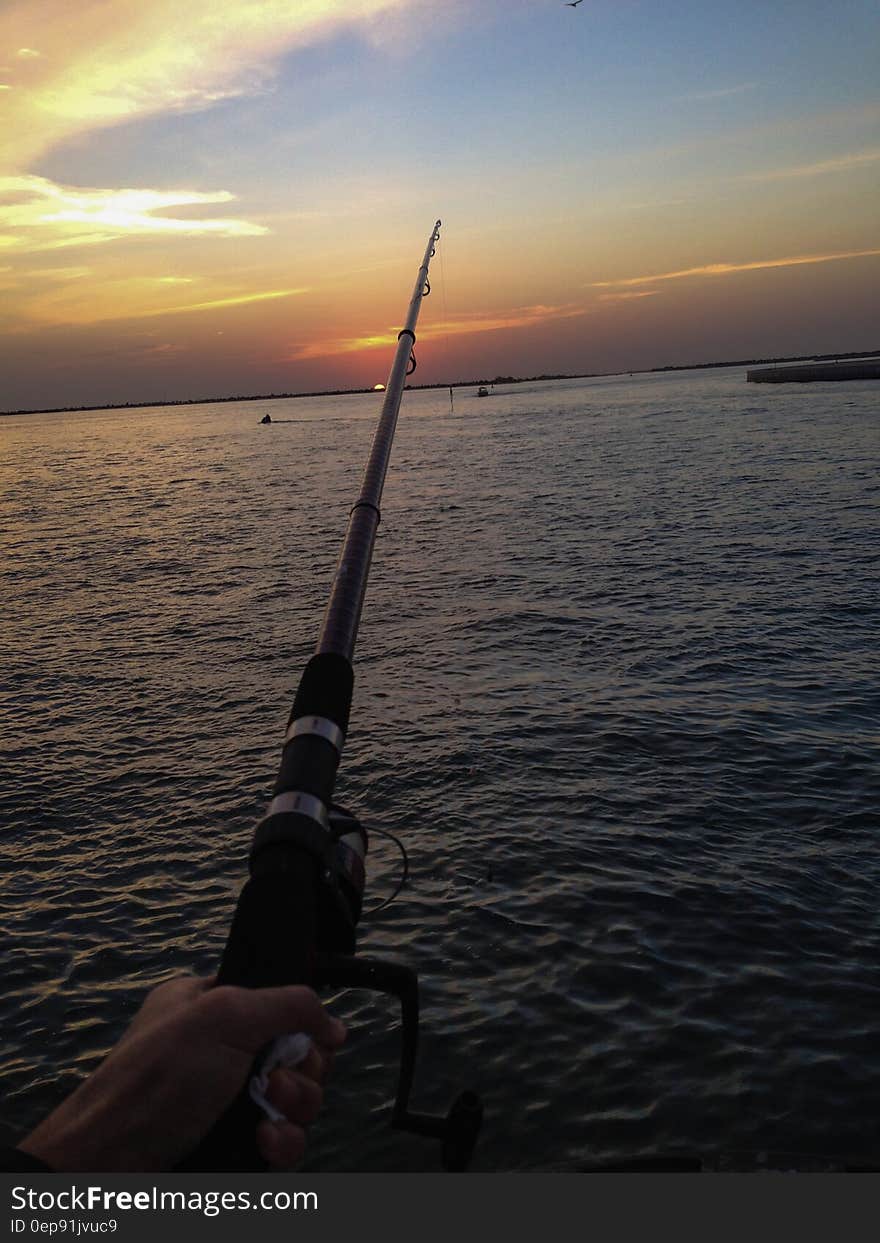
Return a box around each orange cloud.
[597,290,659,302]
[593,248,880,288]
[288,304,588,360]
[17,280,309,327]
[157,288,308,317]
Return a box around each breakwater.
[748,359,880,383]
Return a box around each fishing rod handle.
[177,848,324,1171]
[179,654,359,1171]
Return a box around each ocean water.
[1,368,878,1171]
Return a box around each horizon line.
[3,347,879,417]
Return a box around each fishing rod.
[185,220,483,1172]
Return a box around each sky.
[1,0,878,411]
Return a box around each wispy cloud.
[739,148,880,182]
[25,265,92,281]
[18,281,309,327]
[598,290,658,302]
[289,304,587,360]
[0,1,409,169]
[675,82,758,102]
[593,249,880,288]
[141,342,187,356]
[158,288,308,317]
[619,198,689,212]
[0,176,266,252]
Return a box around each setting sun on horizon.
[1,1,878,412]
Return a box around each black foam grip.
[290,653,354,734]
[176,852,321,1171]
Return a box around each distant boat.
[477,386,490,397]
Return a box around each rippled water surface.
[1,370,878,1170]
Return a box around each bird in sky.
[565,1,584,7]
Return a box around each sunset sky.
[1,0,878,411]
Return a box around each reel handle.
[315,954,484,1172]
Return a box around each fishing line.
[361,824,410,916]
[438,227,454,410]
[330,802,409,916]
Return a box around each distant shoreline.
[3,348,879,417]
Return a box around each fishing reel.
[315,805,483,1173]
[207,780,482,1173]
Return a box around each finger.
[296,1045,326,1084]
[257,1119,306,1170]
[197,985,346,1054]
[296,1041,341,1084]
[267,1069,323,1126]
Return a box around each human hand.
[20,975,346,1172]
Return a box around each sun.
[372,383,385,391]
